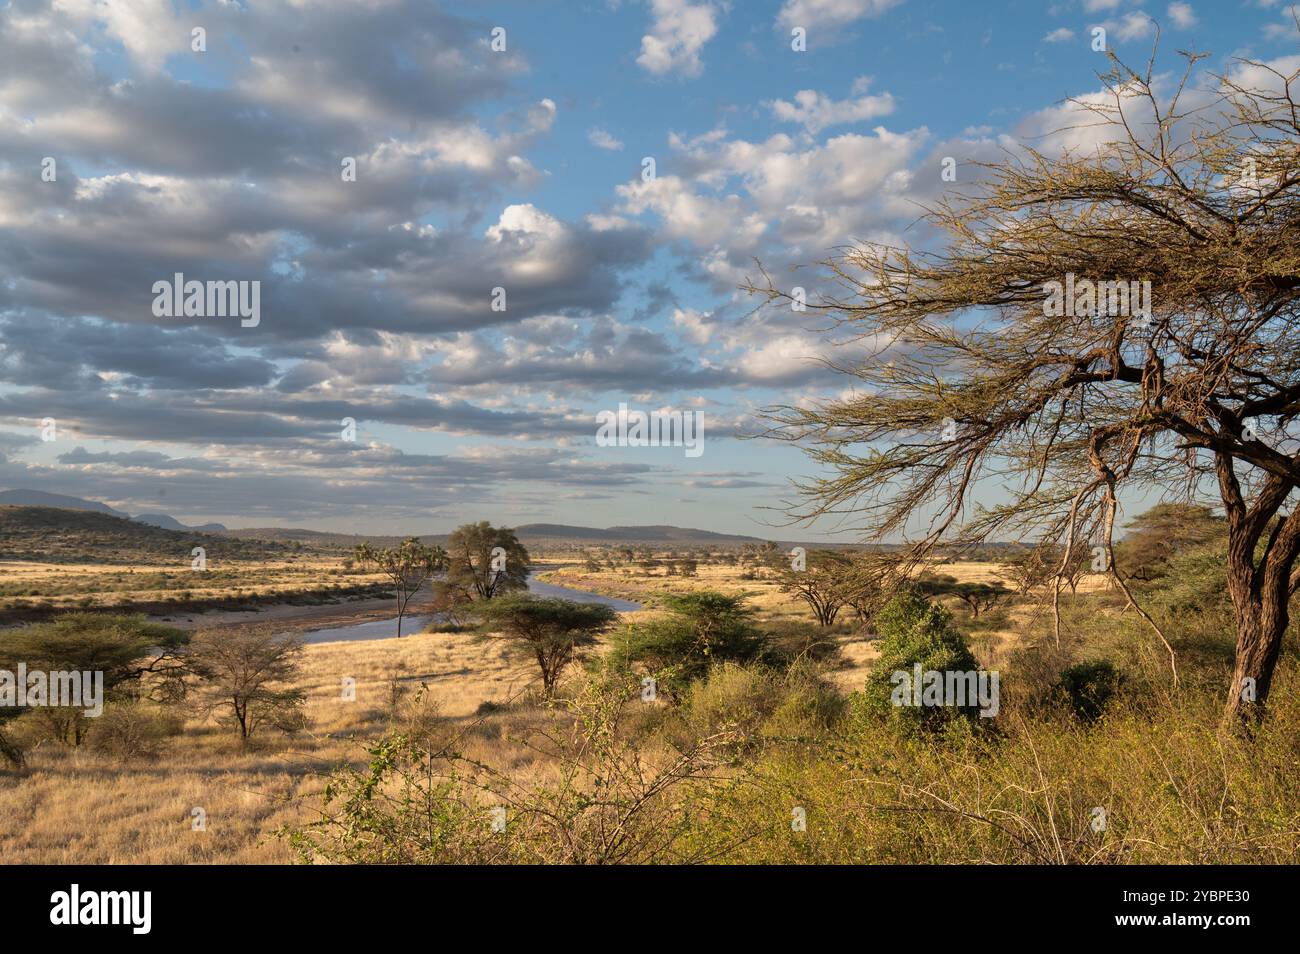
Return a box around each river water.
[297,573,642,644]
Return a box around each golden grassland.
[0,627,549,863]
[0,558,867,863]
[4,557,1262,865]
[0,556,379,612]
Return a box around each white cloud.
[1108,12,1157,42]
[1083,0,1123,11]
[777,0,905,30]
[1167,2,1198,28]
[55,0,182,72]
[768,77,896,133]
[672,307,714,345]
[616,122,926,292]
[636,0,719,78]
[1043,27,1076,43]
[588,128,625,151]
[1263,5,1300,38]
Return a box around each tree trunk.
[1215,464,1300,734]
[1221,590,1288,733]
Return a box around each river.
[296,572,642,644]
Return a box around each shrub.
[281,674,744,864]
[1050,660,1120,724]
[607,591,767,699]
[861,588,984,733]
[88,703,183,761]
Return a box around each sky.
[0,0,1297,537]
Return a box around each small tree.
[777,549,852,626]
[446,522,530,600]
[354,537,448,637]
[608,591,767,698]
[0,613,188,749]
[475,596,617,699]
[862,589,983,733]
[429,581,473,629]
[188,627,306,740]
[1001,547,1055,595]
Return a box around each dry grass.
[0,558,1114,864]
[0,626,549,864]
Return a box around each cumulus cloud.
[768,77,897,134]
[637,0,719,77]
[616,123,927,288]
[1167,3,1198,28]
[1111,12,1157,42]
[588,128,625,151]
[776,0,905,31]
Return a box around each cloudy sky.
[0,0,1296,535]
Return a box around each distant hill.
[0,506,288,564]
[214,523,774,548]
[133,513,228,533]
[512,524,766,544]
[0,490,226,533]
[214,527,406,549]
[0,489,129,518]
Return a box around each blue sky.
[0,0,1297,538]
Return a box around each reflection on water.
[296,573,641,644]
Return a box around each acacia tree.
[753,48,1300,732]
[476,596,617,699]
[777,549,852,626]
[188,627,306,741]
[1115,502,1225,581]
[446,522,531,600]
[1001,547,1056,595]
[354,538,449,637]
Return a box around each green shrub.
[861,587,984,733]
[607,591,767,698]
[672,660,845,757]
[1050,660,1120,724]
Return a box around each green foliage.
[446,522,531,599]
[1050,660,1120,724]
[0,613,189,746]
[607,590,767,698]
[861,588,983,732]
[676,660,845,753]
[476,595,617,697]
